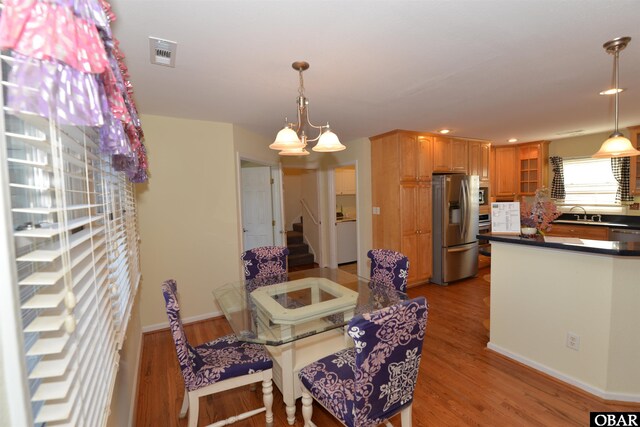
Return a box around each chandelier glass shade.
[271,61,346,156]
[593,37,640,158]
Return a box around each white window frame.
[560,157,619,206]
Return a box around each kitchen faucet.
[569,206,588,220]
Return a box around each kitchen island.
[481,233,640,402]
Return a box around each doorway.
[282,167,322,268]
[239,160,284,251]
[331,163,358,271]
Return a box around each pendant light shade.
[269,126,304,150]
[593,134,639,158]
[279,146,310,156]
[270,61,345,155]
[593,37,640,158]
[312,130,346,152]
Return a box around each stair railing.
[299,198,321,265]
[300,199,320,225]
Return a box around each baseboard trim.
[487,342,640,403]
[142,311,222,333]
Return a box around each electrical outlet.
[566,332,580,351]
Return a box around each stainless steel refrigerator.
[432,174,479,285]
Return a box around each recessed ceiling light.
[439,129,451,134]
[508,138,518,143]
[599,88,624,95]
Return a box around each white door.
[241,165,274,250]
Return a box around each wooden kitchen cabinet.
[493,146,517,199]
[400,182,432,283]
[371,129,489,285]
[518,141,549,196]
[469,140,491,184]
[433,136,468,173]
[335,167,356,195]
[400,134,433,182]
[371,130,434,285]
[545,223,609,241]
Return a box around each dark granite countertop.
[478,233,640,256]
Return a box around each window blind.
[1,52,141,426]
[563,157,618,205]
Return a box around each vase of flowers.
[520,187,561,235]
[520,216,538,236]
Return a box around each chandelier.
[270,61,346,156]
[593,36,640,158]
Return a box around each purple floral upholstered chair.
[367,249,409,293]
[242,246,289,291]
[298,297,428,427]
[161,279,274,427]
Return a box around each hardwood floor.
[135,268,640,426]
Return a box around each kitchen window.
[562,158,618,205]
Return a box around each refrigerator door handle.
[460,179,467,238]
[447,245,474,253]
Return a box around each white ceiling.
[109,0,640,146]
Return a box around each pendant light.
[270,61,346,155]
[593,37,640,158]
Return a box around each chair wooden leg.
[187,392,199,427]
[262,378,274,425]
[301,390,314,427]
[179,389,189,418]
[400,404,412,427]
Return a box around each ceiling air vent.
[149,37,177,67]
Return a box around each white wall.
[283,168,304,229]
[281,138,372,275]
[548,130,624,159]
[136,115,241,328]
[136,115,281,329]
[489,242,640,401]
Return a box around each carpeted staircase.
[286,221,315,267]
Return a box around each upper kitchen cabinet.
[492,141,549,200]
[433,136,468,173]
[335,166,356,195]
[492,146,518,199]
[629,125,640,195]
[468,140,491,184]
[518,141,549,196]
[399,134,433,182]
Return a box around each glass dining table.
[212,267,406,425]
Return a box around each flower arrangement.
[520,187,561,233]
